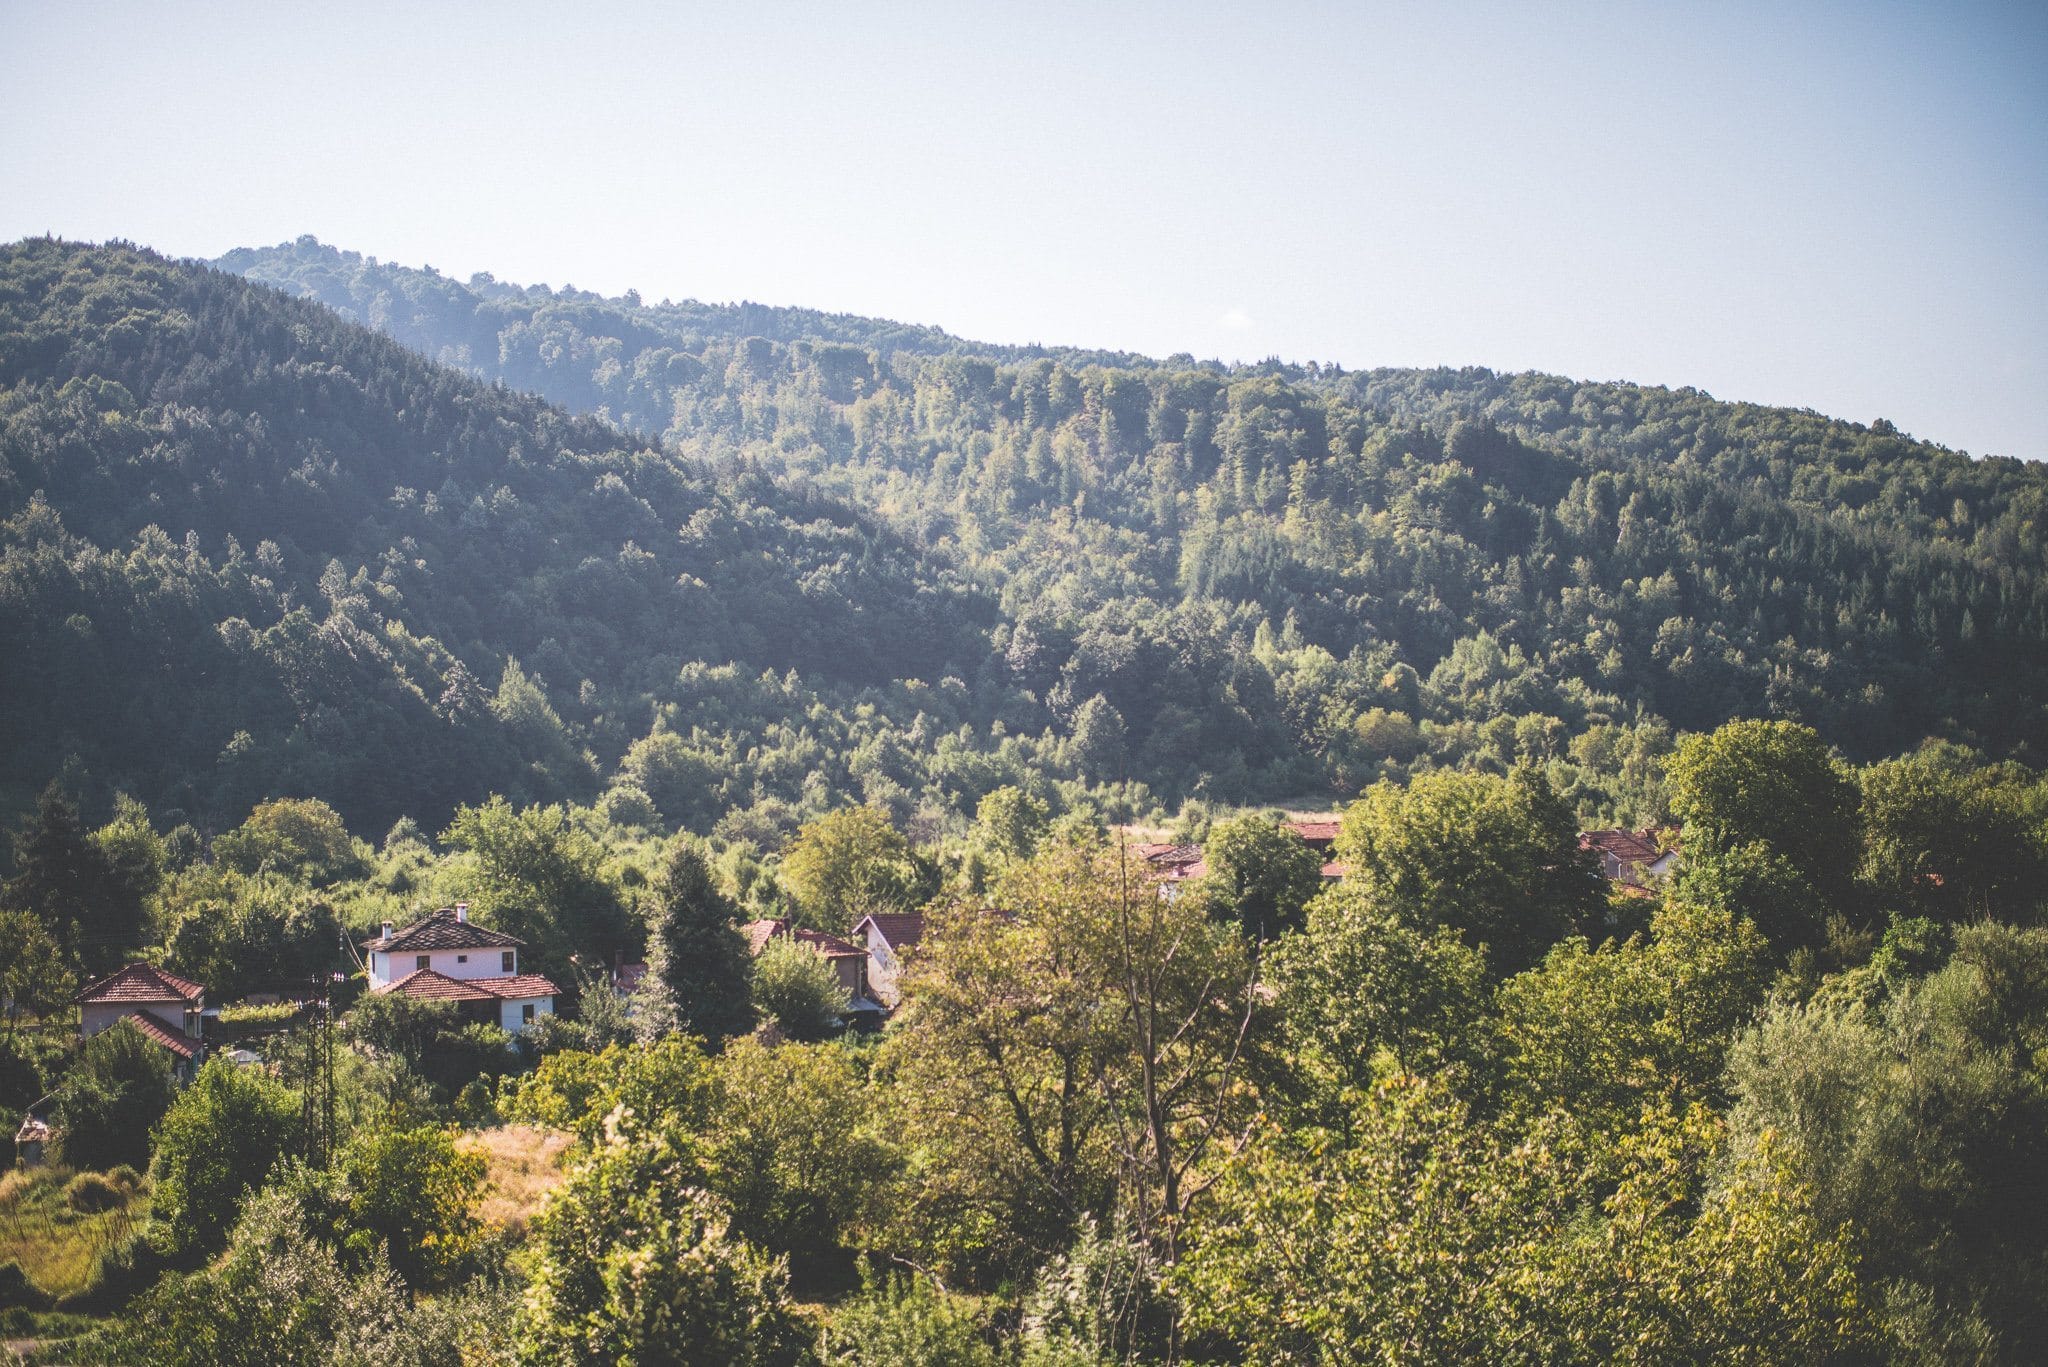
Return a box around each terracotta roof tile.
[376,968,559,1001]
[361,907,523,953]
[74,962,205,1005]
[1285,819,1344,845]
[853,911,926,950]
[742,918,865,959]
[118,1010,198,1059]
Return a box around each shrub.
[64,1171,126,1214]
[0,1258,49,1311]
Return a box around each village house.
[13,1100,54,1168]
[743,917,886,1023]
[362,903,558,1034]
[72,962,207,1081]
[850,910,925,1007]
[1579,827,1681,889]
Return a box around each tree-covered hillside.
[0,239,990,832]
[219,240,2048,811]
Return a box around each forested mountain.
[217,239,2048,820]
[0,239,989,832]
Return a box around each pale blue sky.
[4,1,2043,458]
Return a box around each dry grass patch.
[462,1124,573,1235]
[0,1166,150,1302]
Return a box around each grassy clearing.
[0,1166,150,1303]
[462,1124,572,1236]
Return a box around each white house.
[72,962,206,1080]
[362,904,557,1034]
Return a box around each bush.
[53,1230,166,1315]
[0,1258,49,1311]
[64,1171,127,1214]
[819,1262,1001,1365]
[752,937,850,1042]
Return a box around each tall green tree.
[1668,720,1860,944]
[1335,766,1604,975]
[1200,813,1324,939]
[150,1055,305,1259]
[2,785,149,972]
[516,1128,812,1366]
[642,840,753,1042]
[54,1018,178,1170]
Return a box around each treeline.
[224,238,2048,806]
[4,719,2045,1362]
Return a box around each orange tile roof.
[74,962,205,1005]
[361,906,523,952]
[118,1010,198,1060]
[853,911,927,950]
[743,918,865,959]
[376,968,560,1001]
[1285,819,1344,845]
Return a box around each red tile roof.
[743,918,865,959]
[1579,827,1680,887]
[1285,819,1343,846]
[74,962,205,1005]
[375,968,559,1002]
[362,907,523,953]
[1320,861,1348,879]
[853,911,927,950]
[118,1010,198,1060]
[1133,842,1205,867]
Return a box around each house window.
[456,955,467,964]
[502,951,516,973]
[521,1003,536,1024]
[416,955,431,971]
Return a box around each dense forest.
[223,239,2048,816]
[4,236,2048,1363]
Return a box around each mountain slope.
[222,241,2048,769]
[0,238,990,831]
[5,236,2045,847]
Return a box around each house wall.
[368,947,516,988]
[80,1000,190,1039]
[831,956,866,1001]
[498,995,553,1034]
[865,932,902,1006]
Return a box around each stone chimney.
[381,919,394,942]
[455,902,469,923]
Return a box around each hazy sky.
[5,1,2043,458]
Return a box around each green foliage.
[1858,747,2045,923]
[500,1036,714,1145]
[701,1038,896,1259]
[1496,901,1772,1138]
[974,784,1051,864]
[820,1263,1002,1366]
[1268,881,1492,1095]
[71,1185,410,1367]
[441,796,634,983]
[54,1019,177,1171]
[751,937,850,1043]
[515,1127,812,1366]
[0,905,72,1028]
[1335,766,1604,974]
[210,799,369,886]
[1669,720,1860,920]
[330,1122,485,1290]
[157,866,341,999]
[1199,813,1324,938]
[1727,922,2048,1359]
[149,1056,303,1258]
[780,805,927,932]
[1,785,150,973]
[643,839,754,1041]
